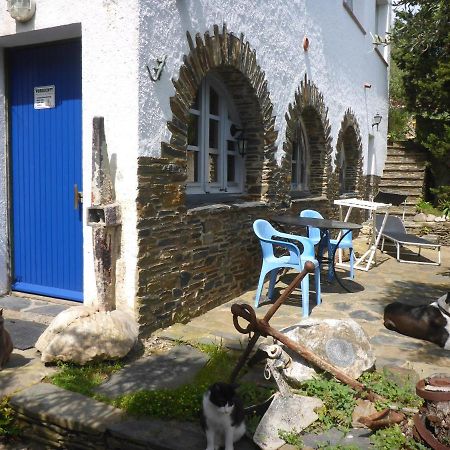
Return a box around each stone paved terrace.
[156,237,450,378]
[0,237,449,449]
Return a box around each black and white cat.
[201,382,246,450]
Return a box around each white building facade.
[0,0,391,333]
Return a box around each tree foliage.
[391,0,450,201]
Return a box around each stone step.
[386,147,426,158]
[383,162,426,171]
[10,382,257,450]
[379,180,424,191]
[10,383,125,449]
[381,169,425,178]
[386,155,427,164]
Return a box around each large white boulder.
[253,393,323,450]
[280,318,375,384]
[35,306,139,364]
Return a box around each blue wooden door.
[9,40,83,302]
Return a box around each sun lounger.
[375,214,441,265]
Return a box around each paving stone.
[0,349,56,397]
[0,296,32,312]
[5,318,46,350]
[95,344,208,398]
[10,383,124,432]
[349,310,380,321]
[25,304,69,316]
[301,427,372,449]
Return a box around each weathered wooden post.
[87,117,121,312]
[35,117,138,365]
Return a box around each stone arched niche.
[164,24,278,202]
[333,109,364,197]
[282,75,333,199]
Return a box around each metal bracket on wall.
[146,55,167,82]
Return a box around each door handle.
[74,184,83,210]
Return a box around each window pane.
[227,155,236,182]
[208,153,218,183]
[209,119,219,149]
[227,140,236,152]
[291,162,297,185]
[187,150,199,182]
[188,114,199,146]
[209,86,219,115]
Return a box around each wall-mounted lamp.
[7,0,36,22]
[230,124,247,157]
[372,112,382,131]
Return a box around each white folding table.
[334,198,392,271]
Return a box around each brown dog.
[0,309,13,369]
[384,293,450,349]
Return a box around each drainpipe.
[87,117,121,312]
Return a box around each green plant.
[114,343,274,421]
[278,428,303,448]
[370,424,428,450]
[295,374,356,432]
[0,397,20,438]
[48,360,124,397]
[415,198,441,216]
[359,369,423,410]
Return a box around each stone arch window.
[283,75,332,198]
[164,25,278,203]
[291,120,310,192]
[334,109,363,197]
[187,74,244,194]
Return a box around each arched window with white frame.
[291,121,310,192]
[186,75,244,195]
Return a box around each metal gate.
[8,40,83,301]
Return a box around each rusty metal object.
[87,117,121,312]
[413,414,450,450]
[358,408,405,430]
[414,375,450,449]
[416,377,450,402]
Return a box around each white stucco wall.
[0,1,140,309]
[138,0,390,176]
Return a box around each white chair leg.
[301,275,310,318]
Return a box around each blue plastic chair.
[253,219,321,318]
[300,209,331,263]
[329,230,354,280]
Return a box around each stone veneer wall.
[136,157,276,335]
[329,109,365,224]
[282,75,333,199]
[165,25,278,203]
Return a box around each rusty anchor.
[230,261,370,393]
